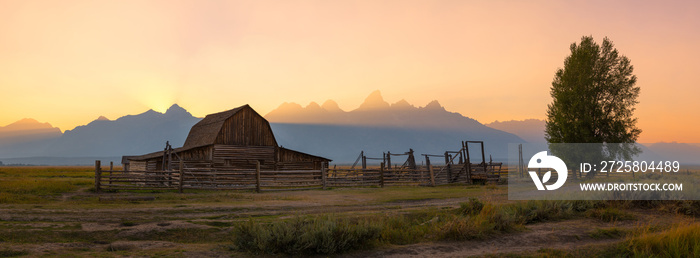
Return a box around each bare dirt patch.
[82,220,211,236]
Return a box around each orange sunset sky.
[1,1,698,143]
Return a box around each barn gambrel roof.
[182,104,277,149]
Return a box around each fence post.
[109,161,113,185]
[480,142,487,174]
[94,160,101,193]
[465,144,472,183]
[178,160,184,193]
[425,156,433,185]
[380,162,385,188]
[256,160,261,193]
[321,162,327,190]
[387,152,391,170]
[519,144,523,178]
[362,155,367,170]
[444,152,452,182]
[429,164,435,187]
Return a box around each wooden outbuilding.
[122,105,330,171]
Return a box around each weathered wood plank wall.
[215,108,277,147]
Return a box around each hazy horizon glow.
[1,1,699,142]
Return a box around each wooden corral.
[350,141,503,185]
[95,160,506,193]
[122,105,330,172]
[98,140,505,192]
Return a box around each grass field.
[0,166,698,257]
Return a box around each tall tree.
[545,36,641,178]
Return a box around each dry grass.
[0,166,93,203]
[619,222,700,257]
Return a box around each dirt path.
[0,196,476,223]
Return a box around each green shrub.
[441,203,519,240]
[379,211,439,245]
[231,199,698,255]
[442,199,602,241]
[232,216,381,255]
[673,200,700,217]
[457,197,484,216]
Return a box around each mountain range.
[265,91,524,164]
[0,91,525,165]
[1,91,698,165]
[0,105,200,164]
[266,90,480,131]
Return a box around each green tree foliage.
[545,36,641,178]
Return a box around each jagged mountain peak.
[141,109,160,115]
[391,99,415,110]
[306,102,322,110]
[165,104,192,117]
[356,90,390,111]
[423,100,445,111]
[263,91,486,130]
[321,100,342,112]
[264,102,305,121]
[96,116,110,121]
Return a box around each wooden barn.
[122,105,330,171]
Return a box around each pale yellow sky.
[1,1,698,143]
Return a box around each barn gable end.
[214,106,277,147]
[183,105,277,149]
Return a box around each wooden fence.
[94,160,504,193]
[95,160,326,193]
[326,163,437,187]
